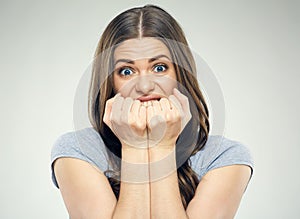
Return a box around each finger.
[131,100,141,115]
[142,101,149,108]
[121,97,133,123]
[173,88,190,113]
[112,93,123,111]
[146,103,154,127]
[159,97,171,112]
[159,97,174,122]
[173,88,192,129]
[168,98,181,123]
[111,94,124,122]
[152,100,161,115]
[103,98,114,128]
[103,93,121,128]
[122,97,133,111]
[133,100,146,129]
[169,94,183,113]
[138,104,147,131]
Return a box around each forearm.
[112,147,150,219]
[149,147,188,219]
[112,182,150,219]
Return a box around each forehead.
[114,38,171,61]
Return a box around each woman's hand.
[146,88,192,149]
[103,94,148,148]
[103,89,191,149]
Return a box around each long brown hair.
[88,4,210,208]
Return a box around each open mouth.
[137,96,162,102]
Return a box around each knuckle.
[133,99,140,105]
[127,118,134,126]
[111,116,120,125]
[160,98,168,105]
[125,97,132,103]
[103,118,108,125]
[183,96,189,103]
[165,114,173,123]
[175,113,181,121]
[136,122,144,130]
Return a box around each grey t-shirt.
[51,127,253,188]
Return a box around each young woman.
[51,5,253,219]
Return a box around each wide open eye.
[153,64,168,73]
[119,67,134,76]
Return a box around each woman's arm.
[54,157,116,219]
[145,91,191,218]
[148,154,251,219]
[54,154,150,219]
[112,147,150,219]
[101,95,151,218]
[186,165,252,219]
[149,148,189,219]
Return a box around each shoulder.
[51,127,109,187]
[190,135,254,181]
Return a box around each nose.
[135,75,155,94]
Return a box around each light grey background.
[1,0,299,218]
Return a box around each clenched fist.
[103,88,191,149]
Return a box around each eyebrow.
[114,54,171,66]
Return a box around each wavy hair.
[88,4,210,208]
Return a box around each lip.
[137,95,162,102]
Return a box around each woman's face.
[113,37,177,101]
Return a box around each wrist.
[149,148,177,182]
[149,144,175,160]
[121,145,149,163]
[121,145,150,183]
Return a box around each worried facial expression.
[113,37,177,101]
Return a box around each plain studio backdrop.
[0,0,299,218]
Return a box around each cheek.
[156,76,177,95]
[164,69,178,94]
[113,76,136,97]
[166,80,177,94]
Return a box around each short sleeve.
[190,135,254,181]
[50,127,109,188]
